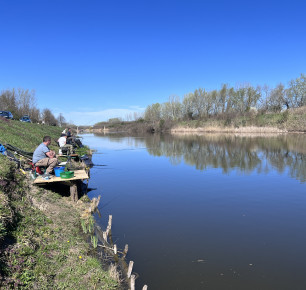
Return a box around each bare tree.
[182,93,194,120]
[42,108,58,125]
[168,95,182,120]
[145,103,162,121]
[0,89,18,117]
[57,113,66,127]
[192,88,206,118]
[266,83,285,112]
[17,88,36,117]
[30,107,41,123]
[0,88,39,120]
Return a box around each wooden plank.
[57,154,79,157]
[70,182,78,202]
[33,170,89,184]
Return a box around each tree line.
[0,88,66,126]
[144,74,306,122]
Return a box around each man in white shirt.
[58,134,67,147]
[57,134,73,155]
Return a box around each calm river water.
[82,133,306,290]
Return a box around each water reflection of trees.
[145,134,306,182]
[98,133,306,183]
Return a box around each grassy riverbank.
[0,119,119,289]
[171,106,306,133]
[91,106,306,134]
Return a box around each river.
[81,133,306,290]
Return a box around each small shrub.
[224,118,232,126]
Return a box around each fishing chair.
[30,162,45,175]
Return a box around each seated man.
[66,128,76,145]
[32,136,58,176]
[58,133,67,148]
[57,133,73,155]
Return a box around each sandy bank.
[171,126,288,134]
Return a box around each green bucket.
[60,171,74,179]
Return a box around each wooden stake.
[113,244,117,254]
[130,274,135,290]
[123,244,129,257]
[105,215,112,236]
[103,231,108,242]
[96,195,101,206]
[108,214,112,228]
[142,286,148,290]
[127,261,134,278]
[70,183,78,202]
[96,226,104,243]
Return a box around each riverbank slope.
[0,119,119,289]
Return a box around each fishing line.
[92,167,113,170]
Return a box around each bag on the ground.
[61,146,74,155]
[0,143,7,155]
[75,139,84,148]
[80,154,93,167]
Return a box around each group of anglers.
[32,128,82,178]
[0,127,84,179]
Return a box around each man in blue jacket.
[32,136,58,176]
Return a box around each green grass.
[0,119,62,152]
[0,121,119,289]
[0,119,90,160]
[0,156,119,289]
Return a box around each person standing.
[32,136,58,176]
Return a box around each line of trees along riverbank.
[92,105,306,133]
[90,74,305,133]
[144,74,305,122]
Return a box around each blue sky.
[1,0,305,125]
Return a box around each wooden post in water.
[102,231,108,242]
[123,244,129,258]
[96,225,104,243]
[106,215,112,236]
[90,195,101,212]
[130,274,135,290]
[127,261,134,278]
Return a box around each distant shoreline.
[85,125,305,135]
[85,106,306,134]
[170,125,288,134]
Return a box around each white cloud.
[57,107,145,125]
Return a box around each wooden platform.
[57,154,79,157]
[33,170,89,184]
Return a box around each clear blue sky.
[1,0,305,125]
